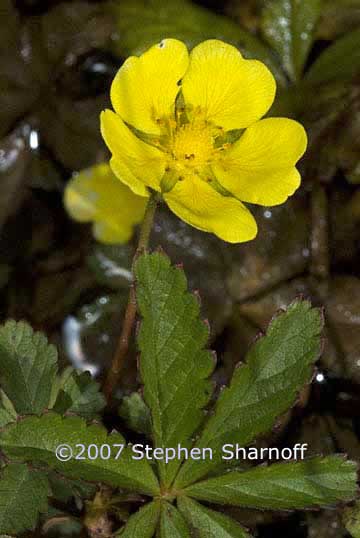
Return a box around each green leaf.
[135,252,215,486]
[175,300,323,489]
[0,321,58,415]
[0,407,13,428]
[261,0,322,82]
[305,28,360,85]
[115,502,160,537]
[110,0,286,86]
[160,503,191,538]
[0,463,49,535]
[0,413,159,496]
[52,367,106,419]
[343,499,360,538]
[48,472,96,503]
[0,390,17,428]
[185,456,358,510]
[178,497,251,538]
[118,392,152,436]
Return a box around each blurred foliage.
[261,0,322,82]
[0,0,115,168]
[318,0,360,39]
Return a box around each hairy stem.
[102,193,158,403]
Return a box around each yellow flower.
[101,39,307,243]
[64,163,147,243]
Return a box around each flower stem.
[102,193,158,403]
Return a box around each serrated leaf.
[53,368,105,419]
[0,321,58,415]
[185,456,358,510]
[0,408,13,429]
[160,503,190,538]
[178,497,251,538]
[135,252,215,486]
[0,413,159,496]
[0,391,16,428]
[175,300,322,489]
[261,0,322,82]
[0,463,49,535]
[119,392,152,437]
[305,28,360,85]
[115,501,160,537]
[110,0,285,86]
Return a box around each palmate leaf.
[52,367,106,419]
[135,252,215,486]
[160,503,190,538]
[175,300,323,489]
[115,501,160,538]
[178,497,251,538]
[185,456,358,510]
[0,320,57,414]
[0,413,159,496]
[0,464,49,535]
[261,0,322,82]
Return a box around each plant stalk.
[102,193,158,403]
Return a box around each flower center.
[171,122,214,169]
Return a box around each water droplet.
[302,247,310,257]
[62,316,99,376]
[29,129,39,150]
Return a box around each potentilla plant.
[0,255,357,537]
[0,37,358,538]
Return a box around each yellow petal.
[110,157,149,198]
[100,109,166,194]
[92,221,132,244]
[181,39,276,130]
[212,118,307,206]
[164,176,257,243]
[110,39,189,135]
[64,163,147,244]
